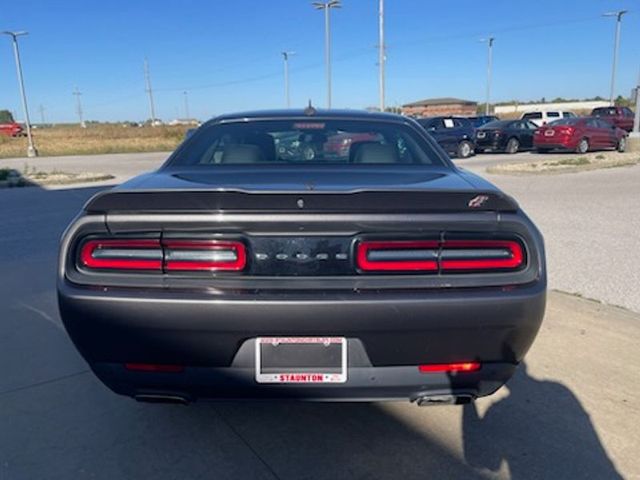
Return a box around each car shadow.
[462,361,622,479]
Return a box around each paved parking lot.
[1,152,639,479]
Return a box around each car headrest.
[244,133,276,162]
[221,144,265,164]
[350,142,399,164]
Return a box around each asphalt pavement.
[1,153,639,479]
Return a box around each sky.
[1,0,639,123]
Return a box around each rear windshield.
[169,119,444,166]
[592,107,617,116]
[480,120,513,129]
[548,118,583,126]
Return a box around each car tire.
[506,138,520,154]
[576,138,589,154]
[617,136,627,153]
[457,141,473,159]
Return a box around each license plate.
[255,337,347,383]
[545,130,555,136]
[477,131,486,138]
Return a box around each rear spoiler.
[84,189,519,214]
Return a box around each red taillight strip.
[356,240,439,272]
[163,240,246,272]
[440,240,523,271]
[418,362,481,373]
[80,239,162,270]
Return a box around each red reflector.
[418,362,481,373]
[356,240,439,272]
[440,240,523,271]
[124,363,185,373]
[80,239,162,270]
[163,240,246,271]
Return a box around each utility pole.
[2,31,37,157]
[144,58,157,125]
[183,91,190,120]
[281,51,295,108]
[312,1,341,108]
[481,36,495,116]
[632,68,640,136]
[378,0,385,112]
[603,10,627,106]
[73,87,85,127]
[38,104,46,125]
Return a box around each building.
[401,97,477,117]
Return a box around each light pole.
[144,58,157,124]
[312,0,341,108]
[281,51,295,108]
[2,31,37,157]
[378,0,385,112]
[481,36,495,116]
[73,87,85,127]
[603,10,627,106]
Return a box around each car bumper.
[59,281,546,401]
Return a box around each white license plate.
[544,130,555,136]
[255,337,347,384]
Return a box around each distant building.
[401,97,477,117]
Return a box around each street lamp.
[603,10,627,106]
[480,36,495,116]
[312,0,341,108]
[2,31,37,157]
[281,51,295,108]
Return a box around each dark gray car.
[58,109,546,406]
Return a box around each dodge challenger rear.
[58,109,546,405]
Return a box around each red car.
[0,122,23,137]
[591,106,635,132]
[533,117,627,154]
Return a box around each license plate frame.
[255,337,347,384]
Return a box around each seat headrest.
[221,144,265,164]
[351,142,399,164]
[244,133,276,162]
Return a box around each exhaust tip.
[134,394,190,405]
[413,394,474,406]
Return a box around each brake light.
[163,239,246,271]
[558,127,575,136]
[419,362,481,373]
[80,239,162,270]
[356,240,439,271]
[79,238,246,272]
[356,239,524,273]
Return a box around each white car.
[521,111,577,127]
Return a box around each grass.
[0,124,190,158]
[546,157,591,167]
[487,152,640,175]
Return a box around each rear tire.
[506,138,520,154]
[617,136,627,153]
[576,138,589,154]
[457,140,473,159]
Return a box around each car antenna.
[304,100,316,116]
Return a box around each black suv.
[417,117,476,158]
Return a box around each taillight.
[80,239,162,270]
[558,127,575,136]
[356,239,524,273]
[164,240,246,271]
[356,240,439,272]
[79,238,246,272]
[419,362,481,373]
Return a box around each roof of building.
[402,97,477,108]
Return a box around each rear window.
[523,112,542,120]
[592,108,617,116]
[548,118,583,126]
[169,119,444,166]
[481,120,512,129]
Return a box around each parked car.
[57,109,546,406]
[591,106,635,132]
[521,111,576,127]
[475,119,539,154]
[0,122,24,137]
[416,116,475,158]
[467,115,499,128]
[533,117,627,153]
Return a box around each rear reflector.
[356,239,524,273]
[79,238,246,272]
[125,363,185,373]
[80,239,162,270]
[163,240,246,271]
[419,362,481,373]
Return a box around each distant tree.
[0,110,15,123]
[614,95,631,107]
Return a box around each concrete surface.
[0,183,639,479]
